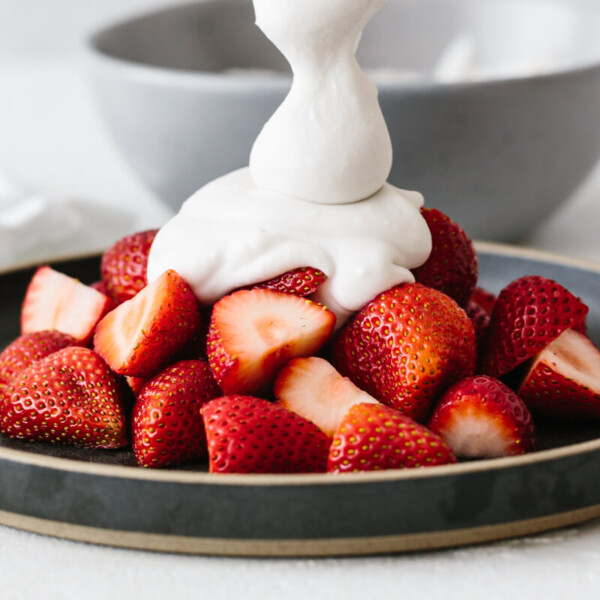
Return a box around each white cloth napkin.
[0,167,137,270]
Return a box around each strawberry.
[201,395,330,474]
[0,330,80,399]
[132,359,221,468]
[411,207,478,307]
[470,286,497,315]
[94,269,201,378]
[100,229,158,304]
[245,267,326,297]
[126,375,147,396]
[333,283,476,422]
[518,328,600,420]
[479,275,589,377]
[0,346,127,448]
[328,402,456,473]
[207,289,335,395]
[21,266,113,344]
[427,375,536,458]
[465,298,491,347]
[274,356,378,437]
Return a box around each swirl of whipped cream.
[249,0,392,205]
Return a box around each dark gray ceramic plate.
[1,242,600,556]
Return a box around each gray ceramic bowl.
[87,0,600,241]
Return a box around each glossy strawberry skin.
[411,207,478,307]
[328,403,456,473]
[518,329,600,421]
[466,298,491,348]
[0,346,127,448]
[470,287,497,315]
[201,395,330,474]
[100,229,158,304]
[0,331,80,399]
[479,275,589,377]
[244,267,327,297]
[94,269,202,378]
[428,375,536,458]
[132,359,221,468]
[333,283,476,422]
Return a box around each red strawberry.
[90,280,112,297]
[411,207,478,307]
[333,283,476,422]
[0,330,80,398]
[132,359,221,468]
[100,229,158,304]
[246,267,326,297]
[479,275,589,377]
[470,286,497,315]
[466,298,491,347]
[94,269,201,378]
[0,346,127,448]
[328,403,456,473]
[274,356,378,437]
[427,375,536,458]
[207,289,335,395]
[21,266,113,344]
[201,395,330,474]
[518,328,600,420]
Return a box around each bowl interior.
[92,0,600,81]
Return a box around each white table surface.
[1,58,600,600]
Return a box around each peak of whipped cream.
[147,0,431,325]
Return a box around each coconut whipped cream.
[147,0,432,323]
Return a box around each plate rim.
[2,241,600,487]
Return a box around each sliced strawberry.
[518,328,600,420]
[333,283,476,422]
[201,395,330,474]
[126,375,147,396]
[247,267,326,297]
[94,269,201,378]
[100,229,158,304]
[207,289,335,395]
[0,330,80,399]
[470,286,497,315]
[21,266,113,344]
[0,346,127,448]
[411,207,478,307]
[479,275,589,377]
[274,357,378,437]
[427,375,536,458]
[328,403,456,473]
[132,359,221,468]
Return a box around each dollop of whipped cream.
[147,0,432,324]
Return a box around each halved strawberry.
[328,402,456,473]
[411,207,478,307]
[427,375,536,458]
[333,283,476,422]
[201,395,330,474]
[0,330,80,398]
[479,275,589,377]
[126,375,147,397]
[247,267,326,297]
[21,266,113,344]
[274,357,378,437]
[518,328,600,420]
[132,359,221,468]
[207,289,335,395]
[94,269,201,378]
[100,229,158,304]
[0,346,127,448]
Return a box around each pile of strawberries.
[0,208,597,474]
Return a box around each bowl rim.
[86,0,600,92]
